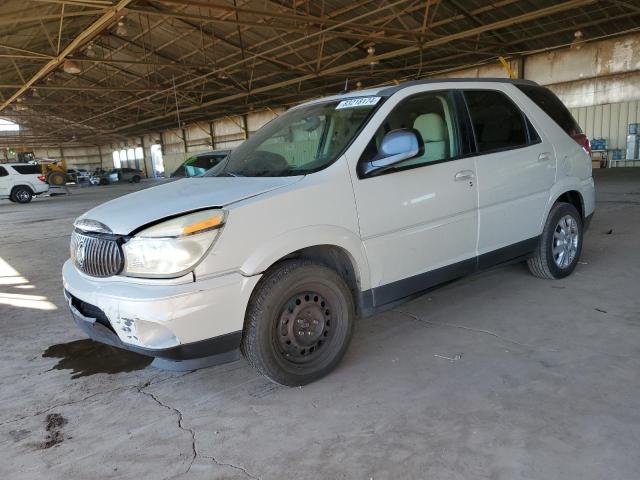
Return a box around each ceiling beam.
[0,84,214,92]
[0,9,107,26]
[111,0,597,132]
[0,0,133,113]
[150,0,422,38]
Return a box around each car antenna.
[340,78,349,94]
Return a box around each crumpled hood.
[79,176,302,234]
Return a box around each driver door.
[348,89,478,306]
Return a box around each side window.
[360,90,459,171]
[0,167,8,177]
[12,165,41,175]
[516,85,581,136]
[526,117,540,143]
[464,90,527,152]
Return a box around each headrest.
[413,113,446,143]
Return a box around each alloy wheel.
[552,214,579,268]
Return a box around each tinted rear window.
[464,90,527,152]
[516,85,581,136]
[12,165,41,175]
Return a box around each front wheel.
[527,202,583,279]
[241,260,355,386]
[11,186,33,204]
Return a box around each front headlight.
[122,209,226,277]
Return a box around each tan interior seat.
[412,113,448,163]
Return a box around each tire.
[11,186,33,204]
[132,175,141,183]
[47,171,66,186]
[99,178,109,186]
[527,202,583,279]
[241,260,355,386]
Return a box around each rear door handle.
[538,152,552,162]
[454,170,475,181]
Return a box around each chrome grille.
[70,230,123,278]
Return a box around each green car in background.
[171,150,231,178]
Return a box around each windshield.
[205,98,381,177]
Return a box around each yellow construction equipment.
[14,146,67,185]
[38,158,68,186]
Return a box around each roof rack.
[377,77,539,96]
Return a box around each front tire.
[11,186,33,204]
[241,260,355,386]
[527,202,583,279]
[132,175,141,183]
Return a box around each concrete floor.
[1,171,639,480]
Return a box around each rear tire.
[527,202,583,279]
[99,178,109,186]
[241,260,355,386]
[132,175,141,183]
[11,186,33,204]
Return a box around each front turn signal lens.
[182,214,224,235]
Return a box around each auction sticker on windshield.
[336,97,381,109]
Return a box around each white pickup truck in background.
[0,163,49,203]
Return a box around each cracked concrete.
[1,171,640,479]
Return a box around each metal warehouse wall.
[570,101,640,150]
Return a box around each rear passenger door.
[463,88,556,260]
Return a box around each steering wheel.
[244,150,289,175]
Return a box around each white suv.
[63,79,595,385]
[0,163,49,203]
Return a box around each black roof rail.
[377,77,539,96]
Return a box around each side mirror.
[360,128,424,176]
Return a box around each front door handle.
[538,152,552,162]
[454,170,475,181]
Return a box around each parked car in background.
[67,168,90,184]
[64,78,595,386]
[95,167,145,185]
[171,150,230,178]
[0,163,49,203]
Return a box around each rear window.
[12,165,41,175]
[516,85,581,136]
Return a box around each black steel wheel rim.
[274,291,333,365]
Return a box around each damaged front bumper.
[62,260,260,369]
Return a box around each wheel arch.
[10,184,34,195]
[555,190,584,219]
[239,228,370,316]
[539,185,587,234]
